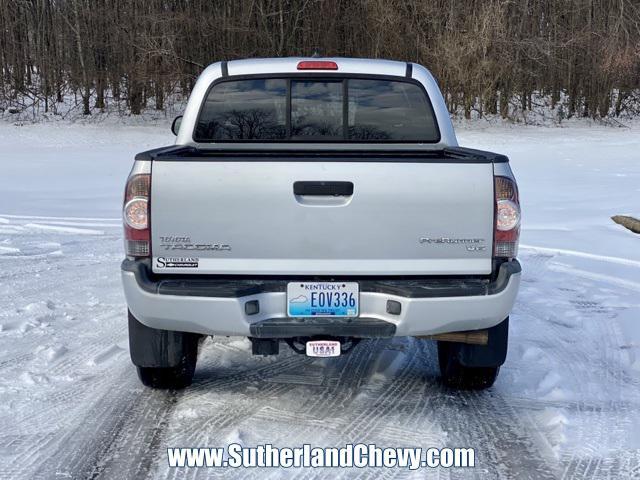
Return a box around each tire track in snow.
[31,345,312,480]
[410,341,560,480]
[514,250,639,478]
[302,338,385,417]
[87,388,181,480]
[258,342,390,480]
[520,244,640,269]
[340,340,423,440]
[57,342,318,480]
[148,335,562,480]
[150,339,407,480]
[3,313,128,435]
[30,365,180,480]
[155,345,341,480]
[547,262,640,292]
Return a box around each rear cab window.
[194,76,440,143]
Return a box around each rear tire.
[128,310,199,389]
[137,362,196,389]
[437,341,499,390]
[436,316,509,390]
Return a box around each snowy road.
[1,122,639,479]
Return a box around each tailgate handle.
[293,181,353,196]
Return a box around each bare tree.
[0,0,638,119]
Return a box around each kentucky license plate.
[287,282,359,317]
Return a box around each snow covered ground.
[0,121,639,479]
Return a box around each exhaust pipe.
[417,330,489,345]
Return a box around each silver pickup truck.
[121,57,521,390]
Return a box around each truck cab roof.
[175,57,458,149]
[222,57,410,77]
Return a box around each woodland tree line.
[1,0,639,119]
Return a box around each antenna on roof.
[311,48,322,58]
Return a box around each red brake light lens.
[123,174,150,257]
[297,61,338,70]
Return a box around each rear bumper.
[121,260,521,338]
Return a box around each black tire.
[437,341,500,390]
[128,310,199,389]
[137,361,196,389]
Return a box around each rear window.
[193,79,287,141]
[195,77,439,142]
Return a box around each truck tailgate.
[150,159,494,275]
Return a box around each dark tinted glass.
[195,79,287,140]
[195,77,439,142]
[347,79,438,141]
[291,80,343,139]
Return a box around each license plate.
[306,340,341,357]
[287,282,359,317]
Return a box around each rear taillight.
[494,176,520,259]
[124,174,150,257]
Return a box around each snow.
[0,121,639,478]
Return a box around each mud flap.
[453,317,509,368]
[128,310,199,368]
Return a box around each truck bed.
[136,145,509,164]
